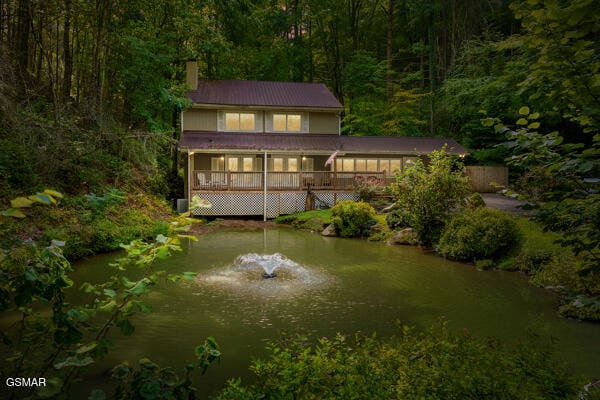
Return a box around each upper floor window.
[218,111,257,131]
[225,112,255,131]
[273,114,301,132]
[267,112,307,133]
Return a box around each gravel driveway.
[481,193,534,216]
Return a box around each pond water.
[70,227,600,397]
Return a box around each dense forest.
[0,0,597,196]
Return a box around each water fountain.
[196,252,332,297]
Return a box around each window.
[211,157,225,171]
[287,158,298,171]
[223,112,255,131]
[335,158,404,173]
[366,159,378,172]
[268,156,300,171]
[227,156,261,171]
[272,113,302,132]
[268,113,306,132]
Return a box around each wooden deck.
[191,170,394,191]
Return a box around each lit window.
[355,159,366,171]
[273,158,284,172]
[390,159,401,172]
[243,157,254,171]
[287,115,301,131]
[240,113,255,130]
[288,158,298,172]
[271,113,302,132]
[379,160,390,174]
[342,159,354,171]
[366,160,378,172]
[224,112,255,131]
[273,114,287,131]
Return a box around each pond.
[71,227,600,397]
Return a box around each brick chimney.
[186,60,198,91]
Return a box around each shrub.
[437,208,522,262]
[214,323,583,400]
[466,192,486,209]
[390,148,471,245]
[353,176,383,202]
[514,248,554,274]
[331,200,376,238]
[385,208,412,230]
[559,296,600,322]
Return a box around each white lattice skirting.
[191,191,357,217]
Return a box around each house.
[179,61,467,218]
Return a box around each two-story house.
[179,61,467,218]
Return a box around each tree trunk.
[62,0,72,101]
[15,0,31,85]
[386,0,394,102]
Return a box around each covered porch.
[190,170,394,191]
[178,131,468,217]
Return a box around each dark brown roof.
[188,80,343,109]
[179,131,468,155]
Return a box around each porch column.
[263,151,267,221]
[188,151,194,209]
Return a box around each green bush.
[466,192,486,209]
[514,248,554,274]
[558,296,600,322]
[385,208,412,230]
[331,200,376,238]
[214,323,583,400]
[390,148,471,245]
[437,208,521,262]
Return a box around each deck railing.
[192,170,395,191]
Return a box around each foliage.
[558,296,600,322]
[0,192,219,398]
[385,208,413,230]
[508,0,600,131]
[390,148,471,245]
[112,338,221,400]
[85,189,126,214]
[437,208,522,263]
[487,108,600,282]
[366,214,392,242]
[352,175,384,202]
[436,39,526,163]
[214,322,583,400]
[0,190,171,260]
[466,192,486,209]
[331,200,376,238]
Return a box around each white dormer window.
[218,111,257,131]
[266,112,308,133]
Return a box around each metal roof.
[188,80,344,110]
[179,131,468,156]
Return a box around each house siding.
[309,112,339,134]
[183,109,218,131]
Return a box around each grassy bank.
[1,189,172,261]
